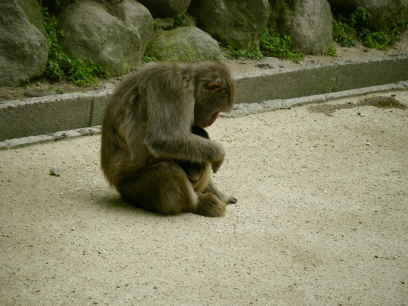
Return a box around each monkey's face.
[194,93,227,127]
[194,66,234,128]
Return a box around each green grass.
[333,20,357,47]
[325,46,337,57]
[43,9,106,86]
[224,46,263,60]
[223,31,304,62]
[333,7,407,50]
[174,13,195,28]
[361,31,396,49]
[260,31,304,62]
[143,55,158,63]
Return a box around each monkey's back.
[100,66,154,187]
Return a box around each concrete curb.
[2,80,407,150]
[1,54,407,145]
[0,87,112,141]
[234,54,408,104]
[227,80,408,118]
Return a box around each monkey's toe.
[227,197,238,205]
[196,193,226,217]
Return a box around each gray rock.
[0,0,48,86]
[269,0,333,54]
[18,0,47,36]
[189,0,270,50]
[138,0,191,17]
[147,26,224,61]
[60,0,154,76]
[328,0,408,30]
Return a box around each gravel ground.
[1,91,407,306]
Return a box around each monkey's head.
[193,62,235,128]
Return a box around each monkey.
[179,125,240,210]
[178,126,211,190]
[101,61,237,217]
[178,125,238,204]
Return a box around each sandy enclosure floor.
[1,91,408,305]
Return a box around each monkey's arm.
[145,129,224,170]
[141,76,225,171]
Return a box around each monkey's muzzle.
[203,112,219,127]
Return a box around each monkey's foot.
[195,193,226,217]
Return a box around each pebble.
[49,168,61,177]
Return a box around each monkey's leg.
[117,162,225,217]
[179,161,236,206]
[179,161,211,192]
[195,192,226,217]
[178,161,207,185]
[187,127,235,204]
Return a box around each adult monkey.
[101,62,237,217]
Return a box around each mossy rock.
[18,0,46,36]
[328,0,408,31]
[0,0,48,86]
[190,0,270,50]
[148,26,224,61]
[60,0,154,76]
[269,0,333,54]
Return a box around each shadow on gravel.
[94,193,143,212]
[94,193,167,218]
[308,95,407,116]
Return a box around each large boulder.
[147,26,224,61]
[189,0,270,50]
[328,0,408,30]
[269,0,333,54]
[138,0,191,18]
[0,0,48,86]
[18,0,46,36]
[60,0,154,76]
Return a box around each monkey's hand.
[210,143,225,173]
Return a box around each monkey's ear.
[205,79,225,91]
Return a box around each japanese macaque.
[177,126,212,192]
[101,62,237,217]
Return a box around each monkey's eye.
[205,80,224,91]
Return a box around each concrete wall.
[1,55,408,141]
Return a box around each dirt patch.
[0,78,122,102]
[308,95,407,116]
[0,81,103,101]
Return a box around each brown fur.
[178,126,211,191]
[101,62,236,217]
